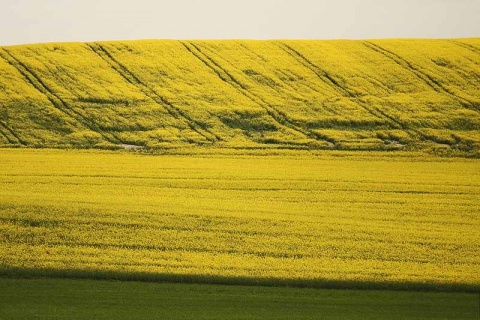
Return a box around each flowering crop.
[0,149,478,291]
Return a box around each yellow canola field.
[0,39,479,155]
[0,149,478,291]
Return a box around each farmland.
[0,38,479,317]
[1,278,478,320]
[0,39,479,156]
[0,149,478,292]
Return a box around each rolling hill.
[1,39,480,317]
[0,39,479,155]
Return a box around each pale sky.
[1,0,479,46]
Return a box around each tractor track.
[278,42,421,139]
[363,41,478,112]
[0,120,23,145]
[86,43,221,143]
[449,40,480,55]
[182,41,334,146]
[0,48,120,145]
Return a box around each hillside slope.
[0,39,479,154]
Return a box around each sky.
[1,0,479,46]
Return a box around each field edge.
[1,267,478,294]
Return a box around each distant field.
[0,39,479,155]
[1,278,478,320]
[0,149,478,291]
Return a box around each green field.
[0,278,478,320]
[0,39,479,156]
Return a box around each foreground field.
[0,278,478,320]
[0,39,479,155]
[0,149,479,291]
